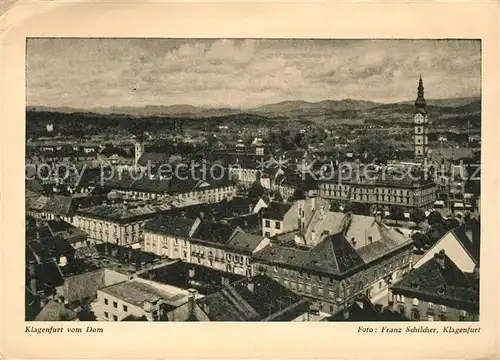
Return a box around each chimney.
[187,288,197,319]
[434,250,446,269]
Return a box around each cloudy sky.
[27,39,481,109]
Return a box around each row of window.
[320,184,415,196]
[394,295,450,313]
[264,220,281,229]
[103,298,128,312]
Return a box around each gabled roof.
[197,275,308,321]
[261,202,293,220]
[254,232,364,276]
[137,152,171,166]
[226,232,264,254]
[213,196,257,218]
[28,236,75,262]
[190,221,240,245]
[255,213,412,276]
[391,252,479,311]
[26,179,44,193]
[28,195,74,216]
[47,220,88,242]
[34,300,78,321]
[143,215,197,238]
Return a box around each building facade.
[389,250,479,321]
[143,216,269,277]
[254,212,415,314]
[261,197,330,238]
[318,179,436,212]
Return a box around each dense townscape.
[26,73,480,322]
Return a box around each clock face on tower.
[414,113,424,124]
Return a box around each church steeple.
[414,74,427,110]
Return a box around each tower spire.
[415,75,427,110]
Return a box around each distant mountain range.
[27,96,480,119]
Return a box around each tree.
[410,208,427,226]
[343,202,369,215]
[290,187,306,201]
[444,218,460,231]
[329,200,341,212]
[352,202,370,216]
[427,211,443,226]
[247,181,265,199]
[411,232,427,250]
[78,298,97,321]
[389,205,405,225]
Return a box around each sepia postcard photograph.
[1,2,498,360]
[24,38,481,323]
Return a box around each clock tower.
[414,75,428,161]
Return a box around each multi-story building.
[94,277,204,321]
[389,250,479,321]
[318,176,436,212]
[72,198,197,246]
[413,226,479,274]
[143,215,199,259]
[143,215,269,277]
[27,194,76,223]
[261,197,330,238]
[103,171,236,203]
[253,211,414,315]
[170,275,310,321]
[207,151,273,186]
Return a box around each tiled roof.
[26,179,44,193]
[391,252,479,311]
[428,148,478,163]
[254,233,363,275]
[35,261,65,287]
[137,152,171,166]
[207,152,272,170]
[254,213,412,276]
[143,215,196,238]
[261,202,293,220]
[47,220,88,242]
[34,300,78,321]
[226,232,264,254]
[28,195,74,216]
[190,221,240,245]
[197,275,307,321]
[213,197,257,218]
[28,236,75,262]
[76,198,195,221]
[328,295,381,321]
[102,170,234,195]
